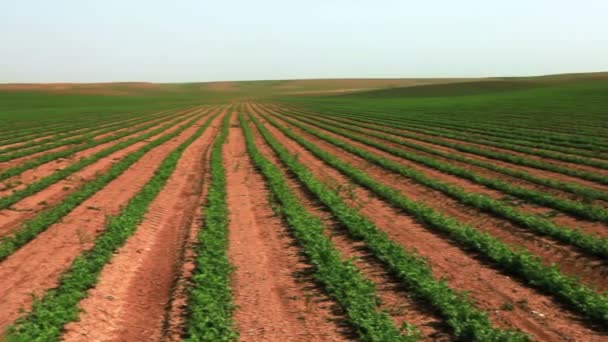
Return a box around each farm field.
[0,74,607,341]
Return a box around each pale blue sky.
[1,0,607,82]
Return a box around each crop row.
[0,107,216,210]
[311,104,608,151]
[185,113,237,341]
[249,113,527,341]
[290,102,608,148]
[0,107,194,163]
[0,109,137,144]
[257,108,608,325]
[0,112,209,262]
[274,106,608,202]
[274,107,608,225]
[5,110,219,341]
[372,114,608,158]
[0,108,197,183]
[275,105,608,185]
[0,108,176,155]
[0,107,180,149]
[351,114,608,168]
[240,114,414,341]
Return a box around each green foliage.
[186,112,238,341]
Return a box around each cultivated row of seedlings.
[0,108,170,146]
[293,102,608,149]
[0,108,180,155]
[271,104,608,202]
[370,114,608,159]
[306,104,608,158]
[0,108,206,211]
[245,113,532,341]
[0,107,201,182]
[0,107,199,163]
[2,102,606,341]
[280,104,608,185]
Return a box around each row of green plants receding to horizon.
[0,107,197,163]
[283,98,608,147]
[267,108,608,260]
[272,104,608,185]
[288,103,608,152]
[0,109,213,211]
[184,112,238,341]
[4,111,221,341]
[248,112,529,341]
[360,113,608,159]
[270,104,608,203]
[253,108,608,326]
[0,111,210,262]
[0,108,198,183]
[0,107,177,146]
[319,107,608,168]
[0,108,179,154]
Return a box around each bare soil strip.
[225,114,349,341]
[248,114,449,340]
[0,114,211,332]
[0,110,200,236]
[263,107,608,291]
[61,110,225,341]
[252,105,606,341]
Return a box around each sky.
[1,0,607,83]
